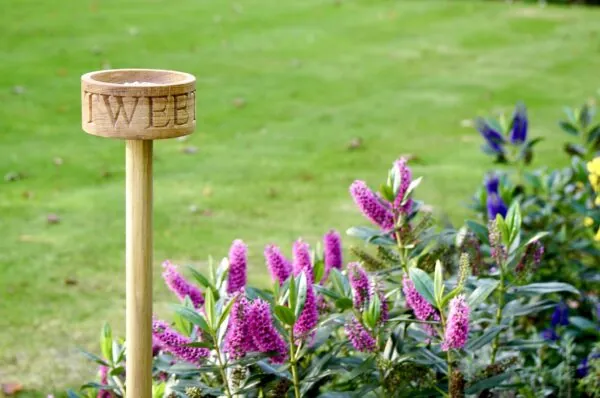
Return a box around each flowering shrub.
[68,148,599,397]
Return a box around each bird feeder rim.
[81,68,196,88]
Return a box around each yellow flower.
[588,157,600,175]
[596,228,600,242]
[596,196,600,206]
[584,217,594,227]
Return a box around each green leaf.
[496,214,510,247]
[187,266,213,290]
[334,297,353,311]
[294,272,308,318]
[502,300,555,318]
[313,259,325,285]
[467,280,499,309]
[218,295,238,328]
[100,323,113,364]
[289,274,297,313]
[173,305,210,333]
[524,231,549,246]
[563,107,578,125]
[433,260,444,307]
[465,326,506,351]
[380,183,395,202]
[185,341,214,349]
[274,305,296,326]
[409,267,436,308]
[559,120,580,136]
[78,348,110,367]
[204,289,216,329]
[505,201,521,245]
[465,372,514,394]
[569,316,598,332]
[466,220,489,244]
[67,389,84,398]
[512,282,579,296]
[366,293,381,329]
[346,226,396,246]
[173,310,193,337]
[403,176,423,202]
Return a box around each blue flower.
[476,118,505,155]
[486,193,508,220]
[550,302,569,328]
[485,174,500,194]
[576,353,600,378]
[509,102,528,145]
[541,328,559,342]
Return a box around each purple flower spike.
[345,317,376,352]
[323,230,343,281]
[162,261,204,309]
[486,193,508,221]
[294,282,319,340]
[393,158,413,215]
[510,102,528,145]
[402,275,437,321]
[442,295,470,351]
[551,302,569,328]
[485,174,500,194]
[293,239,314,283]
[248,299,288,364]
[348,262,370,310]
[374,285,389,324]
[476,118,505,155]
[97,366,111,398]
[541,328,559,342]
[224,295,257,359]
[152,319,209,363]
[264,245,292,285]
[227,239,248,294]
[349,180,394,230]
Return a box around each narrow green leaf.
[274,305,296,326]
[334,297,353,311]
[78,348,110,367]
[496,214,510,247]
[524,231,549,246]
[185,341,214,349]
[512,282,579,296]
[409,267,436,308]
[294,273,308,318]
[465,326,506,351]
[187,266,213,289]
[313,259,325,285]
[173,305,210,333]
[466,220,489,244]
[465,372,514,394]
[433,260,444,307]
[205,289,216,329]
[468,280,499,309]
[289,274,297,314]
[100,323,113,364]
[218,295,238,328]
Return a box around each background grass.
[1,0,600,395]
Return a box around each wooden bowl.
[81,69,196,140]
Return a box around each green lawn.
[1,0,599,395]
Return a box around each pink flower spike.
[227,239,247,294]
[442,295,470,351]
[264,244,292,285]
[293,239,314,283]
[162,261,204,309]
[349,180,394,230]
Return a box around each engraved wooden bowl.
[81,69,196,140]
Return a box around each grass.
[1,0,600,395]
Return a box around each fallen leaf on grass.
[64,278,78,286]
[4,171,24,182]
[1,382,23,395]
[47,214,61,224]
[347,137,363,151]
[232,97,246,108]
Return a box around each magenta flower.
[248,299,288,364]
[162,261,204,309]
[224,295,257,359]
[348,262,370,310]
[442,295,470,351]
[97,366,111,398]
[293,239,314,282]
[393,158,413,215]
[350,180,394,230]
[323,230,342,282]
[293,282,319,340]
[345,317,376,352]
[152,319,209,363]
[227,239,247,294]
[374,284,389,324]
[264,244,292,285]
[402,275,438,322]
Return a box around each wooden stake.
[81,69,196,398]
[125,139,153,398]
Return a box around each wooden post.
[81,69,196,398]
[125,139,153,398]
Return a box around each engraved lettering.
[101,95,140,127]
[173,93,189,126]
[85,91,94,123]
[147,96,170,128]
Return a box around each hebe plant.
[70,154,588,397]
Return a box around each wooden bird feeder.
[81,69,196,398]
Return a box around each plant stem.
[439,311,453,396]
[289,329,301,398]
[213,334,233,398]
[490,268,505,365]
